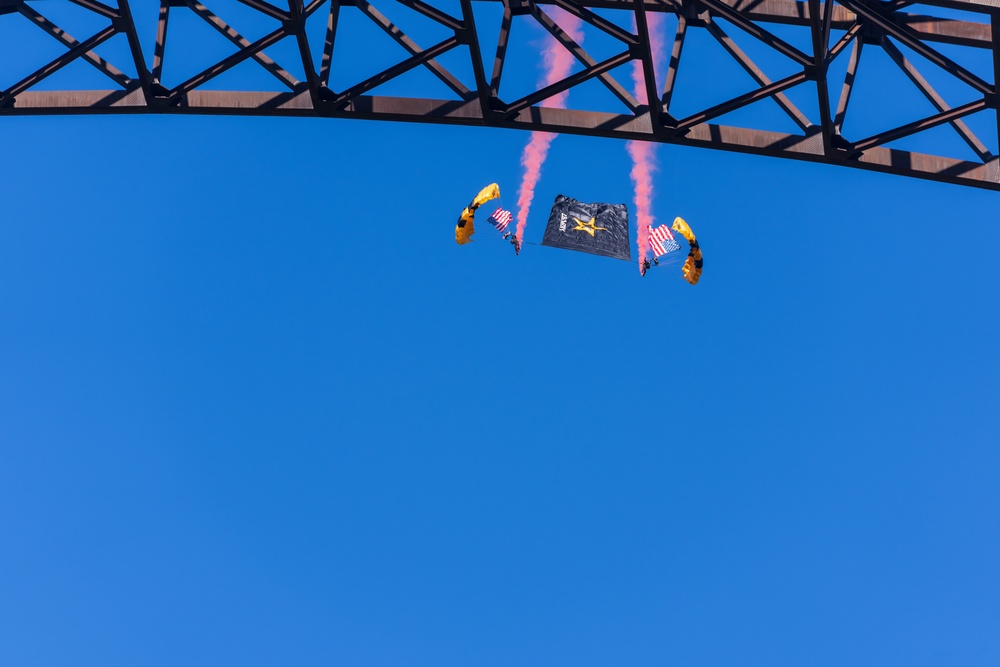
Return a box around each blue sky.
[1,2,999,665]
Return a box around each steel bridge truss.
[3,0,1000,190]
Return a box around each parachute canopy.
[541,195,631,261]
[671,216,702,285]
[455,183,501,245]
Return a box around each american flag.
[649,224,680,257]
[487,206,513,233]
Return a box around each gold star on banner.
[572,216,608,237]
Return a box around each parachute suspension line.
[498,195,510,216]
[654,255,685,267]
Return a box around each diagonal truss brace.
[0,0,999,193]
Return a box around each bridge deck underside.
[2,0,1000,191]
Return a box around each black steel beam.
[0,0,997,193]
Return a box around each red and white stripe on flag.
[488,207,513,233]
[649,225,679,257]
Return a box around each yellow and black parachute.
[671,216,702,285]
[455,183,501,244]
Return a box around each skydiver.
[641,258,651,276]
[503,231,520,254]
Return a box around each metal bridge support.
[2,0,1000,190]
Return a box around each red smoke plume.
[515,10,584,243]
[628,13,665,271]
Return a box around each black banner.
[541,195,631,261]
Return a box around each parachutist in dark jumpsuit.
[641,258,651,276]
[503,232,520,254]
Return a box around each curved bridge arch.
[3,0,1000,191]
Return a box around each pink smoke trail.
[515,10,584,243]
[628,13,665,272]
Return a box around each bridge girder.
[2,0,1000,191]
